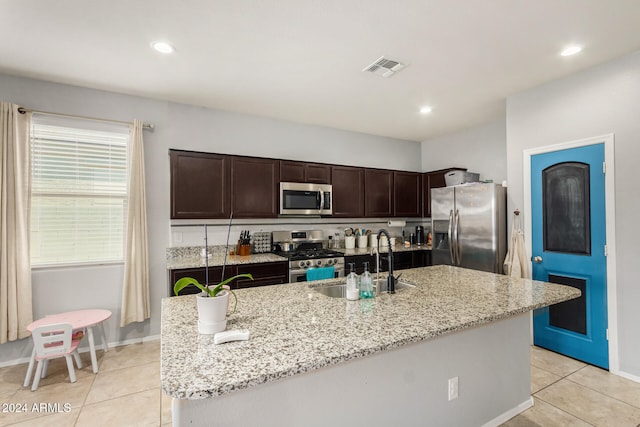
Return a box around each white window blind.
[30,114,130,266]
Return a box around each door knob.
[533,256,543,263]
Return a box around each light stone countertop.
[166,253,287,270]
[161,265,580,400]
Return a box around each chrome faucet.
[377,229,395,294]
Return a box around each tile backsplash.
[170,219,430,248]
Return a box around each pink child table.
[25,309,112,381]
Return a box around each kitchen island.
[161,265,580,427]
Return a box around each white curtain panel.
[120,119,150,326]
[0,102,33,343]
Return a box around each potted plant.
[174,274,253,334]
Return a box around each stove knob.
[298,261,306,268]
[326,259,334,265]
[333,258,338,265]
[315,259,322,267]
[305,260,311,268]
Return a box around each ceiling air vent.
[362,56,407,78]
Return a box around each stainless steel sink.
[374,278,415,293]
[312,279,415,298]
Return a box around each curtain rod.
[17,107,155,130]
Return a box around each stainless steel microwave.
[280,182,332,216]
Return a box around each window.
[30,114,130,266]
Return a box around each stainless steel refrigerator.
[431,183,507,273]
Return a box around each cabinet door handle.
[533,256,543,263]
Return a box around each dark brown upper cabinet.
[170,150,230,219]
[364,168,393,217]
[422,168,467,217]
[331,165,365,218]
[231,156,280,218]
[171,148,470,220]
[393,171,421,217]
[280,160,331,184]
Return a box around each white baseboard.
[0,335,160,368]
[481,397,534,427]
[612,369,640,384]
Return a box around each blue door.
[531,143,608,369]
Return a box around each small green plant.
[173,274,253,313]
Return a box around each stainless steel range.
[272,230,345,282]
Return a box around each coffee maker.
[415,225,425,246]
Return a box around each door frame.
[523,134,618,373]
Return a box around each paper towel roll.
[387,220,406,227]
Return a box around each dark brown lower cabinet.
[345,254,376,275]
[235,262,288,288]
[348,250,432,275]
[170,266,237,296]
[169,261,288,295]
[412,250,432,268]
[393,252,414,270]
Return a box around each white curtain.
[120,119,150,326]
[0,102,33,343]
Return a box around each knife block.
[236,241,251,256]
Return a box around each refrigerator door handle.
[454,209,461,265]
[447,209,455,264]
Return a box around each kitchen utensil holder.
[237,241,251,256]
[345,236,356,249]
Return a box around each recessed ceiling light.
[420,106,433,114]
[151,41,174,54]
[560,45,582,57]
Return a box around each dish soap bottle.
[346,263,359,300]
[360,262,374,299]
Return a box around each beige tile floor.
[0,340,170,426]
[1,342,639,426]
[503,346,640,426]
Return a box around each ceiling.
[2,1,640,142]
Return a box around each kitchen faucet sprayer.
[377,229,395,294]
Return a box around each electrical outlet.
[448,376,459,401]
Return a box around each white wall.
[421,118,507,184]
[0,73,421,364]
[506,50,640,379]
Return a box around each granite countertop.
[166,253,287,270]
[161,265,580,400]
